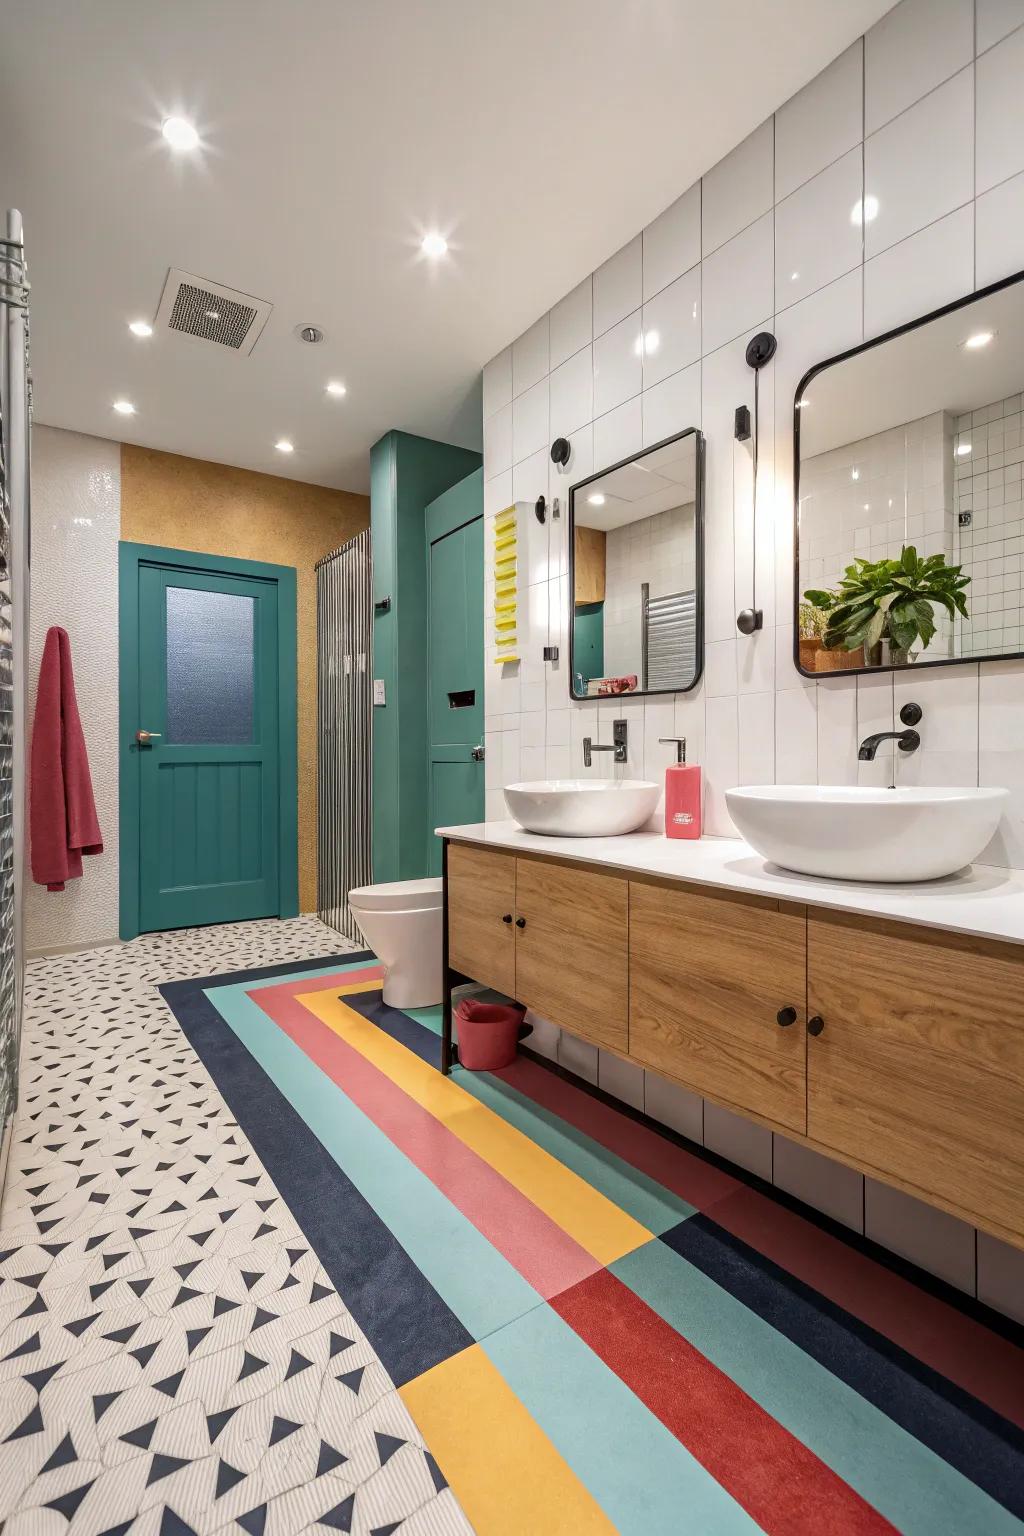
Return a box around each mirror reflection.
[570,430,703,699]
[796,275,1024,674]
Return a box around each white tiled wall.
[480,0,1024,1315]
[955,391,1024,655]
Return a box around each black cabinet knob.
[502,913,513,924]
[515,916,526,929]
[776,1006,797,1027]
[807,1015,825,1037]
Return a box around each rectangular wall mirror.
[569,428,704,700]
[795,270,1024,676]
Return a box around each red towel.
[30,626,103,891]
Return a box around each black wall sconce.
[550,436,571,467]
[736,330,776,636]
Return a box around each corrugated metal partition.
[316,529,372,940]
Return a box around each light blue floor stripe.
[457,1069,694,1234]
[210,983,543,1342]
[614,1241,1022,1536]
[482,1304,760,1536]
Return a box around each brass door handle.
[136,730,162,745]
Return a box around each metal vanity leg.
[441,838,455,1075]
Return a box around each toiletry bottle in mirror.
[660,738,702,840]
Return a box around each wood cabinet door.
[447,843,516,997]
[808,911,1024,1241]
[629,880,808,1133]
[514,855,628,1052]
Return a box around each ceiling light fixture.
[326,380,347,397]
[850,194,879,225]
[420,232,448,258]
[128,319,153,338]
[113,399,136,415]
[161,116,199,152]
[275,439,294,454]
[588,493,606,506]
[963,330,995,349]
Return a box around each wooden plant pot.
[815,645,865,673]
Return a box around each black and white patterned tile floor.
[0,918,474,1536]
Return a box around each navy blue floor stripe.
[340,990,441,1067]
[159,968,473,1388]
[162,949,374,994]
[663,1214,1024,1520]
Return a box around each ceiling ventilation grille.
[155,269,272,357]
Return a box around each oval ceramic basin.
[726,784,1009,882]
[504,778,660,837]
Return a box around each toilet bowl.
[348,877,443,1009]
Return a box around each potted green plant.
[804,546,970,667]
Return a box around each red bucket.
[455,998,528,1071]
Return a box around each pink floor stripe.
[498,1054,1024,1429]
[248,980,602,1299]
[249,965,386,1008]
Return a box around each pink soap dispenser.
[660,737,702,840]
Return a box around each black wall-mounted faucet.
[583,719,627,768]
[857,701,922,761]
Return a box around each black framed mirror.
[568,427,705,700]
[794,269,1024,678]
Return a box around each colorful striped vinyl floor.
[161,953,1024,1536]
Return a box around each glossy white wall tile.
[864,0,973,134]
[775,41,864,201]
[593,236,642,337]
[643,185,701,301]
[478,0,1024,1314]
[864,66,974,259]
[976,0,1024,51]
[701,122,773,257]
[975,24,1024,194]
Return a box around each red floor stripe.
[250,983,602,1299]
[553,1268,897,1536]
[500,1055,1024,1429]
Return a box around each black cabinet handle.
[807,1015,825,1037]
[502,913,513,924]
[515,916,526,929]
[776,1006,797,1027]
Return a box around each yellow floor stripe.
[400,1346,616,1536]
[295,987,651,1267]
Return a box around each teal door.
[134,562,282,932]
[426,473,484,873]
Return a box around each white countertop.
[436,819,1024,947]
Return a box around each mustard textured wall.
[120,445,369,912]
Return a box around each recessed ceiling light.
[957,442,972,455]
[420,232,448,258]
[588,493,606,506]
[161,116,199,152]
[275,439,294,454]
[850,194,879,225]
[113,399,136,415]
[963,330,995,349]
[326,380,347,397]
[128,319,153,338]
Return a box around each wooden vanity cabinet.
[446,843,516,996]
[514,857,628,1053]
[629,880,809,1133]
[807,911,1024,1241]
[445,848,629,1053]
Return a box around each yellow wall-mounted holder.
[492,504,521,665]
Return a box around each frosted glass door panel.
[165,586,255,744]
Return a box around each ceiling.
[0,0,895,493]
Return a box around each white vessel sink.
[726,784,1009,882]
[504,778,660,837]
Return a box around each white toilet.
[347,877,444,1009]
